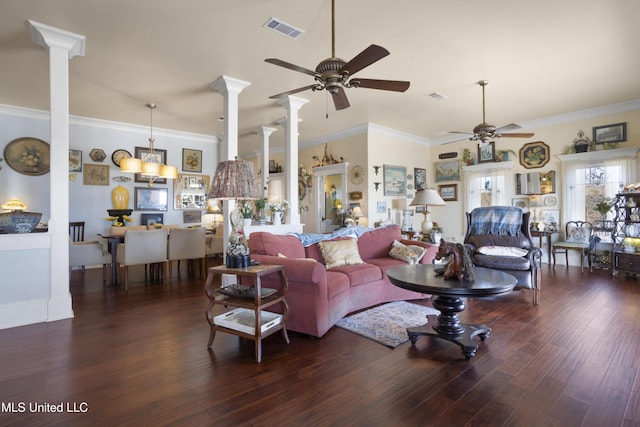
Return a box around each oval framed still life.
[3,137,50,176]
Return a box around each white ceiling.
[1,0,639,155]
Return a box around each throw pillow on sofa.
[477,246,528,257]
[388,239,427,264]
[318,238,364,269]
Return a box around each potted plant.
[254,198,268,224]
[268,200,289,225]
[572,130,591,153]
[240,201,253,228]
[462,148,473,165]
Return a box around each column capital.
[276,95,309,111]
[28,20,86,59]
[210,75,251,95]
[253,126,278,137]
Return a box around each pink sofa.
[248,225,438,337]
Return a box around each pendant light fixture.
[120,103,177,186]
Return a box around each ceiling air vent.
[264,17,304,39]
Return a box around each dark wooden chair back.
[69,221,85,242]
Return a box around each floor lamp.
[409,188,446,235]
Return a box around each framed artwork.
[414,167,427,190]
[135,187,168,211]
[89,148,106,162]
[183,211,202,224]
[593,122,626,144]
[3,137,50,176]
[134,146,167,184]
[376,201,387,214]
[182,148,202,172]
[519,141,550,169]
[543,195,557,207]
[477,142,495,163]
[69,149,82,172]
[383,165,407,196]
[434,160,461,182]
[438,184,458,201]
[512,197,529,210]
[140,213,164,226]
[83,164,109,186]
[174,174,210,209]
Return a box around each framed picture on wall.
[69,149,82,172]
[83,164,109,185]
[376,201,387,214]
[135,187,168,211]
[438,184,458,201]
[434,160,461,182]
[414,167,426,190]
[477,142,495,163]
[593,122,626,144]
[182,148,202,172]
[134,146,167,184]
[383,165,407,196]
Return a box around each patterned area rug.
[335,301,440,348]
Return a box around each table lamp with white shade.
[351,205,364,225]
[409,188,446,234]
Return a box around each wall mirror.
[173,174,210,209]
[312,163,348,233]
[515,171,555,195]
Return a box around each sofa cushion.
[305,237,352,264]
[319,238,364,269]
[477,246,529,257]
[329,263,383,286]
[248,232,305,258]
[388,240,427,264]
[326,271,351,299]
[472,253,531,271]
[357,225,402,260]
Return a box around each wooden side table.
[530,229,557,262]
[204,264,289,362]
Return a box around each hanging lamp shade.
[119,157,142,173]
[208,158,261,200]
[160,164,178,179]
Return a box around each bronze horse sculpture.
[435,239,475,282]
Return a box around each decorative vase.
[273,211,282,225]
[112,185,129,209]
[242,218,252,229]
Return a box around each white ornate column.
[210,76,251,256]
[254,126,277,198]
[28,20,85,322]
[276,95,308,225]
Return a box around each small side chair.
[552,220,595,272]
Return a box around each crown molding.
[0,103,218,144]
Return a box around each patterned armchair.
[464,206,543,305]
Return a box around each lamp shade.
[410,188,445,207]
[351,206,364,218]
[119,157,143,173]
[208,159,261,200]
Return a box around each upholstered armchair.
[552,221,596,272]
[167,227,206,280]
[464,206,543,305]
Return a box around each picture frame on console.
[478,142,495,163]
[593,122,626,144]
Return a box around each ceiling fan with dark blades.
[265,0,410,111]
[447,80,534,144]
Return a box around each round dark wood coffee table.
[387,264,517,360]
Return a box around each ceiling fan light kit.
[265,0,410,111]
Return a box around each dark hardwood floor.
[1,261,639,427]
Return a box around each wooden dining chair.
[552,221,594,272]
[69,221,85,242]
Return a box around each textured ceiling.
[1,0,639,155]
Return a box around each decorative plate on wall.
[89,148,107,162]
[3,137,50,176]
[519,141,550,169]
